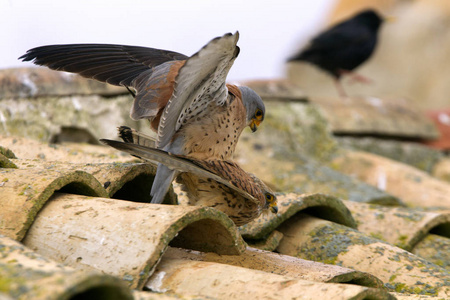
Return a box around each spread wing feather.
[19,44,187,86]
[157,32,240,149]
[20,44,188,124]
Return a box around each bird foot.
[334,80,348,98]
[339,70,373,85]
[348,74,373,85]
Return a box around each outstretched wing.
[19,44,187,86]
[20,44,188,127]
[100,138,256,202]
[157,32,240,149]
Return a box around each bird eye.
[255,109,263,119]
[265,193,273,201]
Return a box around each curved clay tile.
[0,67,125,99]
[163,246,384,288]
[309,96,439,140]
[225,98,402,205]
[239,193,357,240]
[21,193,246,289]
[332,150,450,208]
[276,214,450,297]
[133,290,202,300]
[433,157,450,183]
[242,79,308,102]
[0,168,107,240]
[0,235,133,300]
[0,135,136,164]
[144,258,394,299]
[84,162,177,204]
[423,110,450,150]
[412,234,450,272]
[337,136,442,174]
[391,292,444,300]
[0,94,138,143]
[12,159,177,204]
[344,201,450,251]
[0,146,16,158]
[0,152,17,168]
[247,230,284,251]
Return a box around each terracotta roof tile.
[2,68,450,299]
[423,110,450,150]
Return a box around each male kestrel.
[101,135,278,226]
[20,32,266,204]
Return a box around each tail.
[150,164,176,204]
[114,128,171,204]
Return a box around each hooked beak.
[270,204,278,214]
[250,119,261,132]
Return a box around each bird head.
[238,86,265,132]
[355,9,384,30]
[249,173,278,214]
[264,192,278,214]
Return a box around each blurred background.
[1,0,334,81]
[286,0,450,112]
[3,0,450,111]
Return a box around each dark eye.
[255,109,263,118]
[265,193,273,201]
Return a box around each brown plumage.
[178,160,275,226]
[20,32,267,204]
[101,137,278,226]
[178,84,246,160]
[142,60,186,130]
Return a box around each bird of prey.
[20,32,266,204]
[101,134,278,226]
[288,10,384,96]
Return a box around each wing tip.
[18,53,30,61]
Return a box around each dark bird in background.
[19,32,266,205]
[288,9,384,97]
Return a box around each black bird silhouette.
[288,9,384,96]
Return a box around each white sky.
[1,0,334,81]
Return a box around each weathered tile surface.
[0,235,133,300]
[2,67,450,299]
[22,194,245,289]
[331,151,450,208]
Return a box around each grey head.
[238,86,265,132]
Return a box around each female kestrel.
[101,136,277,226]
[20,32,266,204]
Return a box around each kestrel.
[20,32,266,204]
[288,10,384,96]
[101,136,278,226]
